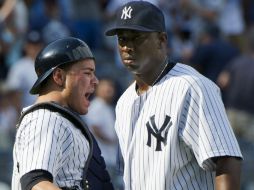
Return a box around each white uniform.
[115,63,242,190]
[12,107,90,190]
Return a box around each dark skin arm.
[215,156,242,190]
[32,181,61,190]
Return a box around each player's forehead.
[71,59,96,71]
[116,29,152,37]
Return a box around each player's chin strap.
[16,101,93,190]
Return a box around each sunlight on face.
[62,59,98,114]
[117,30,161,76]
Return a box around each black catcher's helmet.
[30,37,94,94]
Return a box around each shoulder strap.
[17,102,93,188]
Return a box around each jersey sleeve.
[179,78,242,171]
[15,109,74,178]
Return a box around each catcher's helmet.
[30,37,94,94]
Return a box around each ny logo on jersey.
[121,6,133,20]
[146,115,172,151]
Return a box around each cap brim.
[29,67,55,94]
[105,25,157,36]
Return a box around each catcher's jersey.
[12,108,90,190]
[115,63,242,190]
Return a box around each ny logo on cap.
[121,6,133,20]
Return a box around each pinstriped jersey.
[12,108,90,190]
[115,63,242,190]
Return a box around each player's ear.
[52,68,66,87]
[157,32,167,49]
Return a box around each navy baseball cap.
[105,1,166,36]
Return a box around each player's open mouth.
[85,93,92,100]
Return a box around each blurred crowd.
[1,0,254,189]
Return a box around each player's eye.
[133,35,142,41]
[118,36,127,44]
[84,72,92,76]
[134,34,148,43]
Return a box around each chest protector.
[17,102,114,190]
